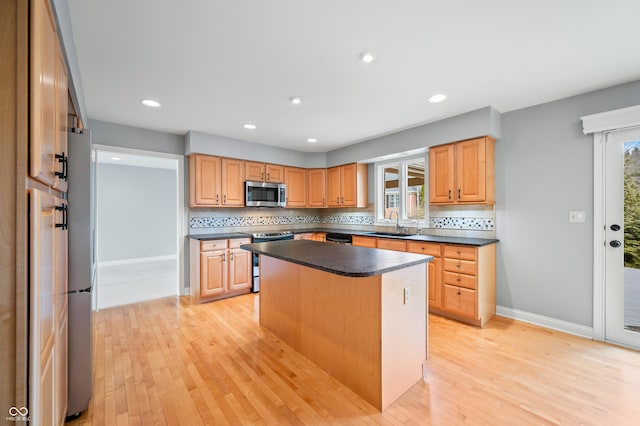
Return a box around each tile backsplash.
[189,203,496,238]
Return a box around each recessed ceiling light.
[111,156,121,161]
[428,94,447,103]
[243,123,257,130]
[290,96,302,105]
[358,50,377,63]
[141,99,161,108]
[306,138,318,143]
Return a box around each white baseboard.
[98,254,177,267]
[496,305,594,339]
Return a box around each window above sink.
[374,155,426,227]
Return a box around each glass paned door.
[605,127,640,349]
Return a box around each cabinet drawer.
[229,238,250,249]
[442,245,477,261]
[443,284,477,319]
[443,271,477,290]
[376,239,407,252]
[443,258,477,275]
[201,240,228,251]
[407,242,441,257]
[352,236,377,248]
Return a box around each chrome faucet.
[389,209,400,233]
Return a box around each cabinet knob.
[267,173,270,180]
[222,253,226,262]
[456,277,460,282]
[216,194,219,203]
[261,172,264,180]
[458,188,461,199]
[457,291,461,295]
[230,253,234,261]
[448,190,452,200]
[224,195,227,203]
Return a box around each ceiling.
[68,0,640,153]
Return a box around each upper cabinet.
[429,136,495,205]
[245,161,284,183]
[307,168,327,207]
[284,167,306,207]
[31,0,68,191]
[327,163,368,208]
[189,154,244,207]
[189,154,221,207]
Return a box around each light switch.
[569,211,586,223]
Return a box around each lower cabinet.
[190,238,252,303]
[295,232,326,242]
[356,235,496,327]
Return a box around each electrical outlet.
[569,210,586,223]
[404,287,411,304]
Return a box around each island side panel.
[259,255,303,349]
[259,256,384,410]
[300,267,382,409]
[381,263,427,410]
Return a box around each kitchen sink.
[366,232,412,237]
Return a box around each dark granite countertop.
[188,228,498,247]
[290,228,499,247]
[241,240,432,277]
[188,232,252,240]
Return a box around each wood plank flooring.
[68,293,640,425]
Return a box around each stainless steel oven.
[251,231,294,292]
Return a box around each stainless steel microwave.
[245,181,287,207]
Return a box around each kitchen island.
[241,239,432,411]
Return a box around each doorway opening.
[94,147,184,309]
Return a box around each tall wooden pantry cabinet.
[1,0,76,423]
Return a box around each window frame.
[374,154,428,226]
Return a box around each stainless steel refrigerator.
[66,128,95,417]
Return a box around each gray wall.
[326,107,501,166]
[186,130,327,168]
[97,163,177,262]
[496,79,640,326]
[90,119,185,155]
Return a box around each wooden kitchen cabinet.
[407,242,443,311]
[245,161,284,183]
[327,163,368,208]
[221,158,245,206]
[307,168,327,207]
[284,166,307,207]
[429,136,495,205]
[30,0,68,192]
[189,155,245,207]
[376,238,407,252]
[352,236,377,248]
[295,232,326,242]
[441,243,495,326]
[190,238,252,303]
[189,154,221,207]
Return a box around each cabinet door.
[311,232,326,242]
[265,164,284,182]
[30,0,59,188]
[190,155,221,206]
[376,238,407,252]
[455,138,486,202]
[56,311,68,425]
[327,166,342,207]
[340,164,358,206]
[443,284,477,319]
[245,161,265,181]
[229,248,251,291]
[307,168,327,207]
[200,250,227,297]
[352,236,377,248]
[429,144,455,204]
[427,258,442,310]
[29,189,58,425]
[54,39,68,192]
[221,158,245,206]
[285,167,307,207]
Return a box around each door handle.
[610,224,621,231]
[609,240,622,248]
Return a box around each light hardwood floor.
[68,293,640,425]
